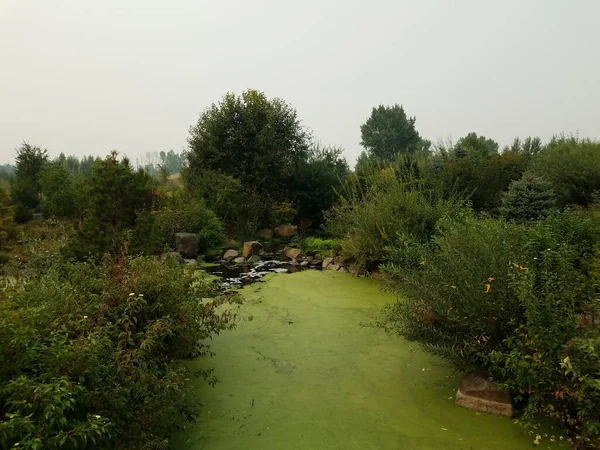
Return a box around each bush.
[499,172,556,223]
[386,210,600,443]
[40,161,76,219]
[0,255,240,449]
[146,198,225,253]
[532,135,600,207]
[325,155,466,269]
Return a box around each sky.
[1,0,599,166]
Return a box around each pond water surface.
[175,270,566,449]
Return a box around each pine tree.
[499,172,556,223]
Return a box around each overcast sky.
[1,0,598,165]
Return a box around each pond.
[174,270,566,449]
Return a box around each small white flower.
[129,293,135,297]
[83,316,88,319]
[95,414,101,419]
[138,294,144,297]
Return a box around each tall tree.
[360,104,423,160]
[40,161,76,219]
[11,143,48,222]
[187,89,311,199]
[70,152,153,259]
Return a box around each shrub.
[40,161,76,219]
[149,198,225,253]
[325,155,466,269]
[387,210,600,443]
[0,255,240,449]
[532,135,600,207]
[499,172,556,223]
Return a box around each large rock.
[327,264,341,271]
[455,372,513,417]
[223,249,239,261]
[322,257,334,269]
[256,228,274,240]
[286,248,304,261]
[175,233,199,258]
[274,223,297,238]
[233,256,246,265]
[243,241,262,258]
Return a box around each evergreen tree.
[70,152,153,259]
[40,161,76,218]
[500,172,556,222]
[11,143,48,222]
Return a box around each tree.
[360,104,423,160]
[11,143,48,221]
[187,89,311,200]
[292,144,349,224]
[40,161,76,218]
[499,172,556,223]
[69,152,153,259]
[452,132,499,158]
[159,150,185,175]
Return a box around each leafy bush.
[499,172,556,223]
[386,210,600,443]
[532,135,600,207]
[147,199,225,251]
[298,237,336,256]
[40,161,76,219]
[0,255,240,449]
[325,155,466,269]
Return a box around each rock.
[305,256,314,263]
[300,261,309,267]
[243,241,262,258]
[274,223,297,238]
[286,248,304,261]
[256,228,274,240]
[348,265,360,277]
[338,267,347,273]
[175,233,199,258]
[233,256,246,265]
[322,257,334,269]
[247,254,261,264]
[183,258,197,267]
[327,264,340,271]
[311,258,322,266]
[455,372,513,417]
[223,249,239,261]
[297,217,314,233]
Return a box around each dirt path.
[174,271,564,449]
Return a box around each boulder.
[175,233,199,258]
[300,261,309,268]
[223,249,239,262]
[455,372,513,417]
[256,228,274,240]
[338,267,347,273]
[348,265,360,277]
[243,241,262,258]
[322,257,334,269]
[286,248,304,261]
[274,223,297,238]
[311,258,322,266]
[247,255,261,265]
[233,256,246,265]
[183,258,197,267]
[327,264,340,271]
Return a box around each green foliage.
[0,185,15,252]
[69,152,153,260]
[434,137,529,211]
[532,135,600,207]
[360,104,423,160]
[298,237,336,256]
[385,210,600,442]
[0,254,240,449]
[292,144,349,224]
[499,172,556,223]
[11,143,48,220]
[40,161,77,219]
[133,197,225,255]
[325,155,466,269]
[159,150,185,175]
[187,89,310,200]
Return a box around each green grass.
[174,271,566,449]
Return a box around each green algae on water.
[175,271,567,450]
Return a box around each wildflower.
[534,434,542,445]
[487,276,495,282]
[129,292,135,297]
[484,283,491,293]
[95,414,102,419]
[419,260,427,266]
[83,315,88,319]
[138,293,144,297]
[450,285,457,289]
